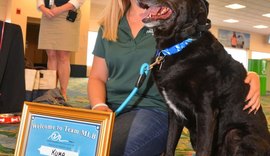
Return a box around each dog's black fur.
[137,0,270,155]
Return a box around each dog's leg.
[196,112,217,156]
[165,109,184,156]
[195,95,218,156]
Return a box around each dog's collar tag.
[158,38,194,56]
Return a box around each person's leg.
[46,50,57,70]
[56,50,71,100]
[110,109,168,156]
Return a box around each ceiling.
[92,0,270,35]
[207,0,270,35]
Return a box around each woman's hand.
[91,103,113,112]
[50,7,65,16]
[39,6,55,18]
[243,72,261,114]
[94,106,113,112]
[51,3,76,16]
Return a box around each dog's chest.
[151,52,216,120]
[161,88,187,119]
[152,60,192,120]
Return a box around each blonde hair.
[98,0,130,41]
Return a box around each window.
[225,47,248,69]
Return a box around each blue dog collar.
[156,38,194,56]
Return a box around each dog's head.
[138,0,211,49]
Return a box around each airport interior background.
[0,0,270,155]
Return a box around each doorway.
[25,17,47,67]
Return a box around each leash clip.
[149,56,165,70]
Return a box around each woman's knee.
[46,50,57,59]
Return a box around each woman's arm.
[88,56,112,112]
[68,0,85,9]
[243,71,261,114]
[50,3,75,16]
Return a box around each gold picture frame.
[15,102,115,156]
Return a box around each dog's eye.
[138,2,149,9]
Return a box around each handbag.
[25,69,57,101]
[25,69,57,91]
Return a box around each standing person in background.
[37,0,85,100]
[231,31,238,48]
[88,0,261,155]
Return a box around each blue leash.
[115,63,150,116]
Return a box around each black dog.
[137,0,270,155]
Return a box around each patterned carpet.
[0,78,269,156]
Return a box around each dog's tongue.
[140,6,162,19]
[140,6,172,21]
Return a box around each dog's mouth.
[139,3,173,27]
[140,6,172,22]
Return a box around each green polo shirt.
[92,15,167,112]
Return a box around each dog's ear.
[202,0,209,16]
[197,0,209,23]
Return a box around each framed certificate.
[15,102,115,156]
